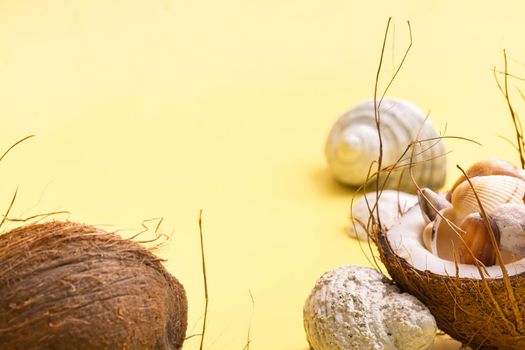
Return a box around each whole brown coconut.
[0,221,188,350]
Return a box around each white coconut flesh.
[387,204,525,279]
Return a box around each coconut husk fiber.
[0,221,188,350]
[377,229,525,350]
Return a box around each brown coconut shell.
[377,228,525,350]
[0,221,188,350]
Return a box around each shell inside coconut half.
[379,204,525,349]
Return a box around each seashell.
[303,265,437,350]
[457,212,499,266]
[428,203,525,266]
[421,221,434,251]
[446,158,525,201]
[429,208,503,265]
[450,175,525,221]
[325,98,447,193]
[457,204,525,266]
[487,203,525,258]
[417,188,452,224]
[349,190,418,241]
[428,207,461,258]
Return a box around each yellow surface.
[1,1,525,349]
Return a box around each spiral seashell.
[325,98,447,193]
[450,175,525,221]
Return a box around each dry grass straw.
[354,18,525,349]
[184,210,254,350]
[198,210,208,350]
[350,18,476,273]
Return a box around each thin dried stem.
[494,50,525,168]
[198,209,209,350]
[0,135,35,231]
[128,218,165,241]
[184,334,202,341]
[372,17,412,235]
[3,211,70,223]
[498,134,521,151]
[372,17,391,230]
[242,290,255,350]
[0,189,18,231]
[457,165,523,334]
[495,70,525,82]
[124,218,173,253]
[0,135,34,165]
[358,161,385,274]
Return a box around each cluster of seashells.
[419,159,525,266]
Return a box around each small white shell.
[450,175,525,221]
[325,98,447,193]
[349,190,418,241]
[429,207,462,259]
[491,203,525,256]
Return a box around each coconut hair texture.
[0,221,188,350]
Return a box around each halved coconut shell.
[378,205,525,349]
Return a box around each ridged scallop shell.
[446,158,525,201]
[325,98,447,193]
[450,175,525,220]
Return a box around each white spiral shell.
[325,98,447,193]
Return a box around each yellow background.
[1,1,525,349]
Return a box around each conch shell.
[325,98,447,193]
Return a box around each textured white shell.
[349,190,418,241]
[303,265,436,350]
[450,175,525,221]
[325,98,447,193]
[492,203,525,256]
